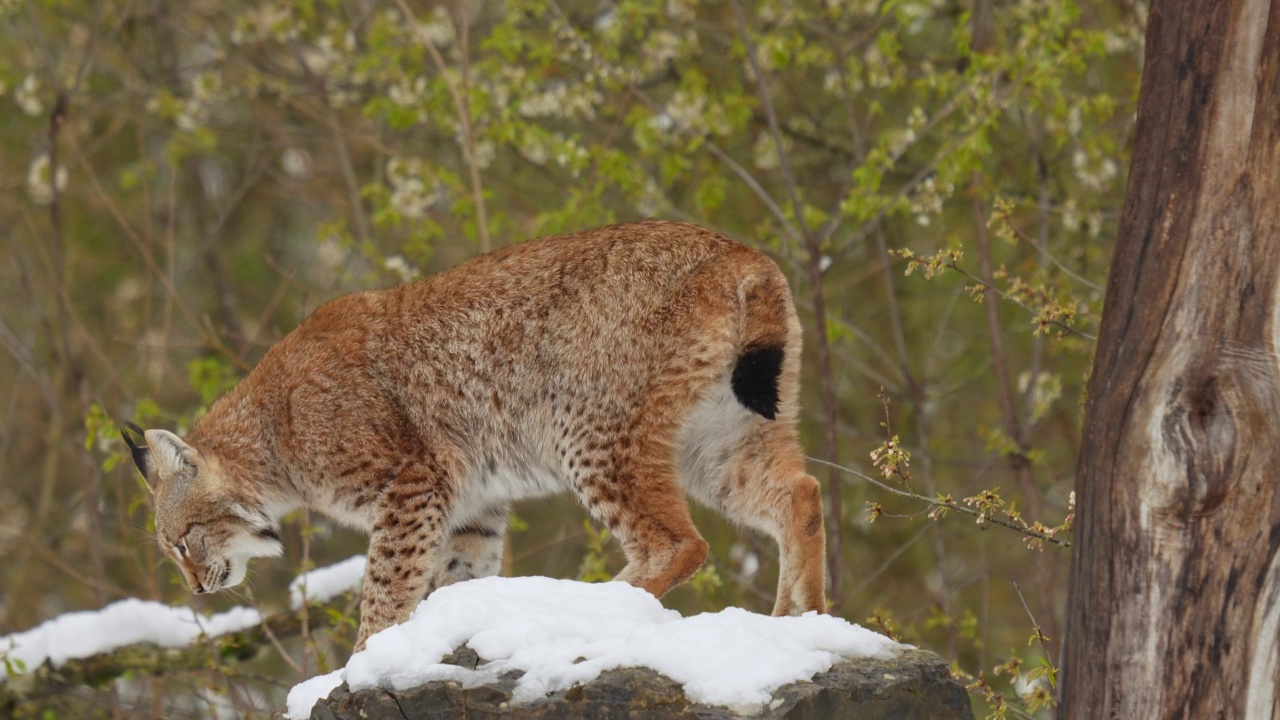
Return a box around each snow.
[0,599,262,671]
[0,553,370,674]
[1,559,902,718]
[285,576,902,719]
[289,555,366,609]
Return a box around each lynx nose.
[193,581,208,594]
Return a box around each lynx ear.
[120,422,155,494]
[144,429,199,478]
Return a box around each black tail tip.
[732,345,784,420]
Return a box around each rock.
[311,646,973,720]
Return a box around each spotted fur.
[135,221,828,650]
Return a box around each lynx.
[124,221,827,650]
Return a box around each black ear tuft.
[120,422,155,486]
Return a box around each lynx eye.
[175,540,188,557]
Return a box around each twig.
[300,510,312,681]
[728,0,845,604]
[974,186,1062,651]
[1011,577,1053,658]
[995,201,1103,293]
[64,134,251,370]
[0,316,59,412]
[808,456,1071,549]
[700,139,800,242]
[945,261,1097,341]
[393,0,491,252]
[19,536,133,599]
[243,586,303,677]
[240,256,298,356]
[846,523,932,600]
[620,83,803,246]
[728,0,809,249]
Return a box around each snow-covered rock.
[287,576,972,720]
[311,644,972,720]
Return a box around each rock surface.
[310,645,974,720]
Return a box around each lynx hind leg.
[567,424,709,600]
[717,423,826,616]
[427,505,508,593]
[606,476,710,600]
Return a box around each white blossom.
[300,36,337,75]
[822,69,843,95]
[327,83,362,109]
[1086,211,1103,238]
[759,0,795,25]
[729,542,759,581]
[230,3,302,45]
[662,90,706,133]
[648,112,675,134]
[1061,199,1081,232]
[176,104,203,131]
[1072,149,1118,191]
[753,132,781,171]
[910,175,952,226]
[315,238,346,275]
[643,30,698,74]
[198,159,229,199]
[907,106,927,134]
[1067,105,1083,135]
[888,127,916,157]
[383,255,420,283]
[388,77,427,108]
[552,135,588,176]
[26,153,68,205]
[15,74,42,116]
[900,0,943,34]
[864,45,892,89]
[592,7,617,33]
[518,135,550,166]
[666,0,697,23]
[471,139,495,170]
[417,6,454,48]
[646,89,731,141]
[387,159,440,219]
[114,277,145,305]
[518,82,600,121]
[281,148,312,179]
[191,71,222,104]
[634,176,666,217]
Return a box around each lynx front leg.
[356,472,455,651]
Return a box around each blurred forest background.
[0,0,1145,717]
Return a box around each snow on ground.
[0,599,262,671]
[286,576,902,719]
[1,558,902,718]
[0,555,368,675]
[289,555,366,609]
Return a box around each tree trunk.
[1061,1,1280,718]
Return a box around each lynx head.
[122,423,283,595]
